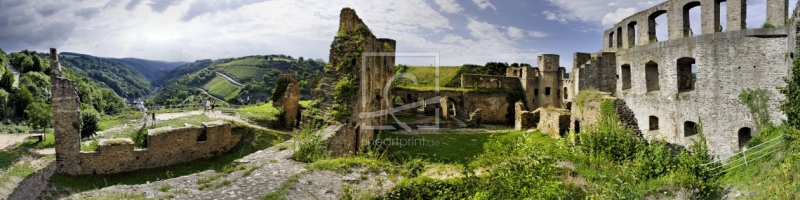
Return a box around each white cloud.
[542,10,567,23]
[434,0,463,14]
[601,7,637,27]
[506,26,525,39]
[528,31,549,38]
[471,0,496,10]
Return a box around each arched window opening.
[648,10,668,43]
[677,57,696,92]
[645,61,660,92]
[621,64,632,90]
[683,2,702,37]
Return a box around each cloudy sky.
[0,0,792,70]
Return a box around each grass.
[378,131,507,164]
[389,114,456,123]
[98,110,142,131]
[46,122,290,193]
[308,157,395,174]
[218,66,268,81]
[236,102,282,128]
[217,57,268,67]
[299,100,311,107]
[20,133,55,149]
[202,75,242,100]
[398,66,462,88]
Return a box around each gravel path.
[0,134,29,150]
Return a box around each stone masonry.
[575,0,792,157]
[273,74,300,128]
[310,8,395,156]
[50,48,82,175]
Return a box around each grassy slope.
[217,66,267,81]
[401,66,461,88]
[202,75,241,100]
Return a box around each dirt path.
[0,134,29,150]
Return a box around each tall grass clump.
[292,127,329,163]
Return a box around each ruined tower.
[309,8,395,156]
[538,54,561,108]
[50,48,82,175]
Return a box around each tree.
[80,110,101,138]
[0,68,13,90]
[0,89,8,120]
[779,56,800,127]
[25,102,52,130]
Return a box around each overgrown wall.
[74,122,240,175]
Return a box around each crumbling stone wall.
[50,48,82,175]
[392,89,519,124]
[572,52,617,93]
[537,108,571,138]
[574,0,793,157]
[514,102,537,130]
[274,74,300,128]
[74,122,240,175]
[50,48,241,175]
[460,74,522,90]
[310,8,395,156]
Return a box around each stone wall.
[312,8,395,156]
[514,102,537,130]
[614,99,643,138]
[575,0,794,158]
[573,52,617,93]
[74,121,241,175]
[50,48,82,175]
[274,74,300,128]
[537,108,571,138]
[460,74,522,90]
[392,88,521,124]
[601,0,787,51]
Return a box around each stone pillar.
[701,0,721,33]
[767,0,788,27]
[727,0,746,31]
[51,48,82,175]
[668,2,684,40]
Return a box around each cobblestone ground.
[65,138,395,200]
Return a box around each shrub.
[579,99,642,162]
[131,127,148,149]
[739,88,772,132]
[762,22,776,28]
[633,140,677,180]
[779,49,800,127]
[292,128,329,163]
[80,110,101,138]
[675,120,722,198]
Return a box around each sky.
[0,0,793,71]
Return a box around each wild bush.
[292,128,329,163]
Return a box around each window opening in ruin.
[197,129,208,142]
[717,1,727,32]
[677,57,696,92]
[621,64,632,90]
[545,87,551,95]
[557,89,561,99]
[649,116,659,130]
[574,120,580,133]
[645,61,660,92]
[609,32,615,47]
[627,21,638,47]
[745,0,764,28]
[683,1,702,37]
[684,121,698,137]
[738,127,752,148]
[514,70,518,76]
[563,87,568,99]
[534,89,539,96]
[649,10,668,43]
[565,102,572,111]
[616,27,623,47]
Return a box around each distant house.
[239,95,250,103]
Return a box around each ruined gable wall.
[75,122,240,175]
[50,48,82,175]
[317,8,395,156]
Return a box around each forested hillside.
[104,57,185,84]
[1,49,124,136]
[150,54,324,105]
[57,53,151,99]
